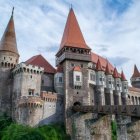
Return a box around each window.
[42,80,44,85]
[90,73,95,81]
[59,77,63,83]
[71,63,74,67]
[28,89,34,96]
[81,64,83,68]
[76,75,80,81]
[30,75,32,78]
[100,78,102,81]
[109,81,111,84]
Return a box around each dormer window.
[59,77,63,83]
[76,75,80,81]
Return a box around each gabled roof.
[121,70,127,81]
[59,8,90,50]
[25,54,56,74]
[96,58,104,71]
[113,67,120,78]
[0,8,19,55]
[129,86,140,93]
[73,66,81,72]
[131,65,140,78]
[56,65,63,73]
[105,62,112,75]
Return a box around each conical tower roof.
[105,62,112,75]
[96,58,103,71]
[132,65,140,78]
[59,8,90,50]
[113,67,119,78]
[0,8,19,55]
[121,70,127,81]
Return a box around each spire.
[60,8,90,50]
[0,7,19,55]
[113,67,119,78]
[96,57,103,71]
[105,62,112,75]
[121,70,127,81]
[132,64,140,78]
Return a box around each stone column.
[116,115,130,140]
[96,86,105,105]
[118,92,122,105]
[110,90,114,105]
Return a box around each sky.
[0,0,140,84]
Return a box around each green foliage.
[111,120,117,140]
[0,116,70,140]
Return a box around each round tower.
[95,58,105,105]
[18,96,43,126]
[105,62,114,105]
[113,68,122,105]
[131,65,140,88]
[0,8,19,116]
[121,71,128,105]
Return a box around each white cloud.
[0,0,139,84]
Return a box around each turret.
[121,71,128,105]
[0,8,19,116]
[105,62,114,105]
[105,62,114,90]
[113,67,122,105]
[131,65,140,88]
[96,58,105,86]
[12,62,44,120]
[54,65,64,94]
[95,58,105,105]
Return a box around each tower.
[56,8,91,138]
[121,71,128,105]
[95,58,105,105]
[113,68,122,105]
[131,65,140,88]
[105,61,114,105]
[0,8,19,115]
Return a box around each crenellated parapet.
[41,91,63,102]
[18,96,43,108]
[12,62,44,76]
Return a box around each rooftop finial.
[70,4,73,9]
[11,7,14,17]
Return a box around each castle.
[0,7,140,140]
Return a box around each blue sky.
[0,0,140,84]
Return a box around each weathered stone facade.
[1,7,140,140]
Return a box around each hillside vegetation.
[0,115,70,140]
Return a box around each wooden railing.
[72,105,140,117]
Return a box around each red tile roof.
[105,62,112,75]
[25,54,56,74]
[59,8,90,51]
[113,67,120,78]
[121,71,127,81]
[131,65,140,78]
[91,52,114,73]
[73,66,81,72]
[0,12,19,55]
[56,65,63,73]
[96,58,103,71]
[129,87,140,93]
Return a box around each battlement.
[12,62,44,75]
[41,91,63,102]
[18,96,44,107]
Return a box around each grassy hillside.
[0,115,70,140]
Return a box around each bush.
[111,121,117,140]
[0,116,70,140]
